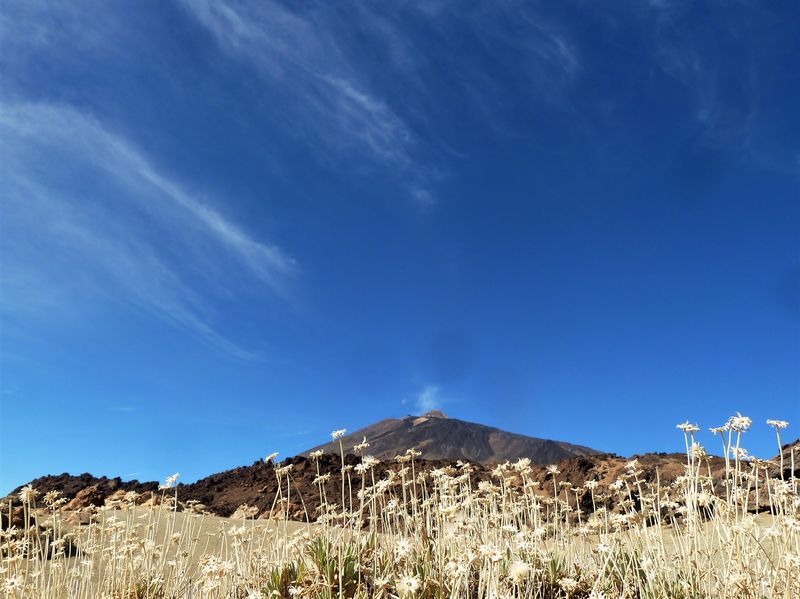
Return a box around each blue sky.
[1,1,798,493]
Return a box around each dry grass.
[2,414,798,598]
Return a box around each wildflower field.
[2,415,798,598]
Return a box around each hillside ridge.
[300,410,601,464]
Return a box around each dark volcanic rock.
[11,473,158,504]
[7,432,796,524]
[301,411,601,464]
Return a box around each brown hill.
[6,418,796,525]
[301,411,601,464]
[7,443,798,524]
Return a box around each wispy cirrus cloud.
[646,2,771,186]
[179,0,423,195]
[178,0,582,208]
[0,101,295,358]
[3,0,584,213]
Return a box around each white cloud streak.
[0,101,295,357]
[416,385,442,413]
[649,4,759,150]
[180,0,416,172]
[178,0,581,208]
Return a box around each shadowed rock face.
[301,411,601,464]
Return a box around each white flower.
[43,490,62,507]
[559,577,579,592]
[264,452,279,463]
[729,446,751,461]
[374,576,391,589]
[159,473,180,490]
[309,450,324,459]
[513,457,531,472]
[594,541,612,554]
[727,413,752,432]
[18,485,38,504]
[331,429,347,440]
[676,421,699,433]
[767,419,789,430]
[395,538,412,558]
[546,464,560,475]
[396,574,420,596]
[361,455,380,469]
[275,464,293,477]
[3,575,24,591]
[353,436,370,452]
[507,560,530,582]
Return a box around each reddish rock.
[64,485,107,510]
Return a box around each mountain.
[300,411,601,464]
[0,452,694,521]
[7,437,797,523]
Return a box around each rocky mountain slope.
[5,412,796,525]
[16,445,796,523]
[8,443,798,524]
[301,410,600,464]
